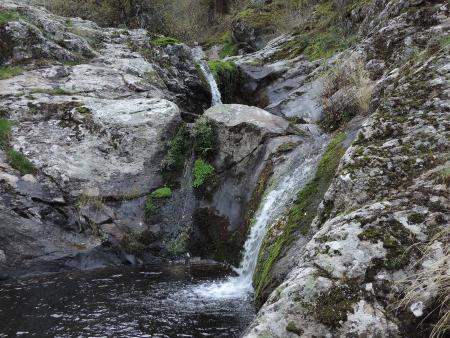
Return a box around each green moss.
[192,116,215,158]
[76,106,90,114]
[7,149,37,175]
[253,132,347,305]
[193,160,215,189]
[276,142,298,154]
[408,212,425,224]
[161,124,190,172]
[312,283,359,326]
[151,36,180,46]
[358,219,415,270]
[207,60,238,103]
[144,197,158,215]
[205,31,238,58]
[0,66,23,80]
[31,87,73,96]
[286,322,304,335]
[0,10,20,25]
[150,187,172,199]
[0,118,12,148]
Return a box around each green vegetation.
[0,9,20,25]
[358,219,415,270]
[76,195,104,210]
[31,87,74,96]
[150,187,172,199]
[205,31,238,58]
[0,118,12,148]
[161,124,189,172]
[192,116,215,158]
[193,159,215,189]
[7,149,37,175]
[121,230,155,256]
[145,186,173,216]
[312,283,359,326]
[276,142,297,155]
[167,231,190,256]
[151,36,180,46]
[286,322,304,335]
[0,66,23,80]
[253,132,347,304]
[207,60,238,103]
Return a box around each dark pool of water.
[0,264,255,337]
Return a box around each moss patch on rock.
[0,66,23,80]
[161,124,190,175]
[7,149,37,175]
[253,132,347,305]
[151,36,180,46]
[0,9,20,25]
[193,159,215,189]
[207,60,238,103]
[358,219,416,270]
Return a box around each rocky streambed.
[0,0,449,337]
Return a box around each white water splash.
[192,47,222,107]
[193,139,326,299]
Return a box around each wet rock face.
[0,0,210,276]
[244,0,450,336]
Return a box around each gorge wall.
[0,0,449,337]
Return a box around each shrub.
[321,61,374,132]
[193,159,215,188]
[0,118,12,148]
[7,149,37,175]
[0,10,20,25]
[192,116,215,158]
[161,124,189,172]
[0,67,23,80]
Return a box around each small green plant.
[192,116,215,157]
[0,118,12,148]
[193,159,215,188]
[0,66,23,80]
[0,10,20,25]
[7,149,37,175]
[150,187,172,199]
[151,36,180,46]
[76,106,90,114]
[145,187,173,216]
[161,124,189,172]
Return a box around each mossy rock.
[207,60,238,103]
[253,132,347,305]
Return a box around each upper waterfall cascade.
[192,47,222,107]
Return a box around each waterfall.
[193,133,327,299]
[192,47,222,107]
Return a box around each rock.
[205,104,297,170]
[0,249,6,263]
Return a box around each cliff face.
[237,0,450,337]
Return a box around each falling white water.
[192,137,327,299]
[192,47,222,107]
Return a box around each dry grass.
[395,227,450,338]
[321,59,374,132]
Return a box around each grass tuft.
[193,159,215,189]
[0,9,20,25]
[0,66,23,80]
[0,118,12,148]
[7,149,37,175]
